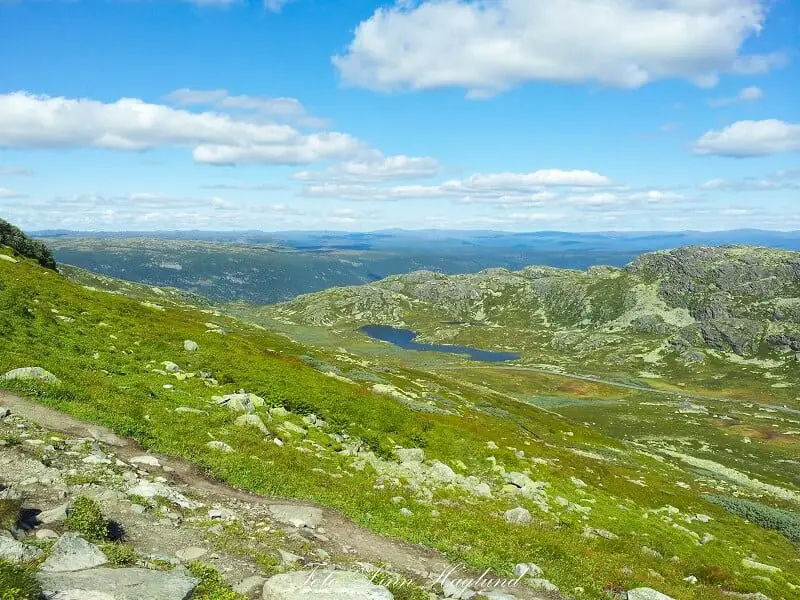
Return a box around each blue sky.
[0,0,798,232]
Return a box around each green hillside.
[1,240,799,599]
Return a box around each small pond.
[360,325,520,363]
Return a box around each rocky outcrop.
[37,568,199,600]
[261,569,393,600]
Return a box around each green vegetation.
[1,240,800,598]
[0,219,55,270]
[64,496,108,542]
[706,495,800,545]
[187,562,246,600]
[0,560,40,600]
[100,542,139,567]
[0,499,20,530]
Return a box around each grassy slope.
[2,247,799,599]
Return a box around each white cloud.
[0,92,362,165]
[294,152,440,182]
[300,169,611,201]
[334,0,781,97]
[708,85,764,107]
[693,119,800,157]
[0,187,27,200]
[701,169,800,191]
[164,88,327,128]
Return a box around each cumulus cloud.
[708,86,764,107]
[693,119,800,157]
[0,92,362,165]
[164,88,327,128]
[334,0,782,97]
[294,152,440,182]
[300,169,612,201]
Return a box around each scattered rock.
[37,503,69,524]
[206,441,234,453]
[162,361,181,373]
[176,547,208,561]
[2,367,59,383]
[184,340,199,352]
[513,563,544,578]
[127,482,203,510]
[278,549,303,565]
[37,567,199,600]
[0,533,44,563]
[235,414,269,435]
[394,448,425,463]
[234,575,267,598]
[741,558,781,573]
[529,579,559,593]
[212,392,266,413]
[505,507,532,525]
[583,526,618,540]
[131,455,162,468]
[267,505,323,529]
[262,570,393,599]
[627,588,676,600]
[175,407,205,415]
[35,529,60,540]
[399,508,413,517]
[40,533,108,572]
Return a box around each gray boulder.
[627,589,676,600]
[505,507,532,525]
[0,533,44,563]
[2,366,58,383]
[37,567,199,600]
[206,441,234,453]
[40,533,108,572]
[262,570,393,599]
[127,482,202,510]
[212,393,265,413]
[267,505,323,529]
[183,340,199,352]
[235,414,269,434]
[394,448,425,463]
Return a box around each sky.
[0,0,798,233]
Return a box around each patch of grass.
[101,542,139,567]
[188,561,246,600]
[64,496,108,542]
[0,559,41,600]
[0,499,20,529]
[63,474,104,486]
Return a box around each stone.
[395,448,425,463]
[2,367,58,383]
[131,455,162,468]
[37,503,69,524]
[176,547,208,561]
[529,579,559,593]
[212,393,266,413]
[583,526,618,540]
[175,407,205,415]
[278,549,304,565]
[0,534,44,563]
[513,563,543,578]
[127,482,202,510]
[37,567,199,600]
[270,407,290,417]
[505,507,532,525]
[262,570,393,600]
[280,422,308,437]
[627,589,676,600]
[0,406,10,418]
[571,476,588,488]
[267,505,323,529]
[484,592,517,600]
[35,529,60,540]
[206,441,234,453]
[683,576,698,584]
[442,579,478,599]
[741,558,781,573]
[40,533,108,572]
[234,575,267,598]
[184,340,199,352]
[428,461,457,483]
[399,508,413,517]
[162,361,181,373]
[235,414,269,435]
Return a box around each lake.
[360,325,521,363]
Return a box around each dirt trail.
[0,391,551,599]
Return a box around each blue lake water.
[360,325,520,363]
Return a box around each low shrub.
[64,496,108,542]
[101,542,138,566]
[188,562,246,600]
[705,494,800,545]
